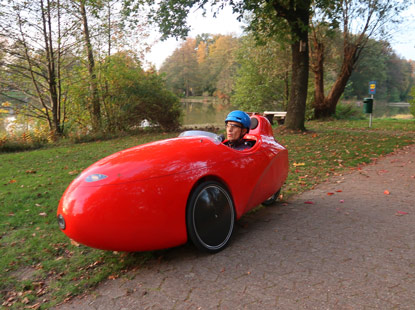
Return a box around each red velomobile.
[57,115,288,253]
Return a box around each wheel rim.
[192,185,234,250]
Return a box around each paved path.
[55,145,415,310]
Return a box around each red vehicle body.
[57,115,288,253]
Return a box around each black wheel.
[261,189,281,206]
[186,181,235,253]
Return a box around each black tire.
[261,189,281,206]
[186,181,235,253]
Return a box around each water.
[371,101,411,118]
[181,98,234,127]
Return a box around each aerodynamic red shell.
[57,115,288,252]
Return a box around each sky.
[144,5,415,70]
[144,6,245,69]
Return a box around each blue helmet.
[225,110,251,130]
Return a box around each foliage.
[309,0,408,119]
[346,41,414,103]
[160,35,240,101]
[69,52,182,132]
[0,0,72,135]
[160,38,202,97]
[200,35,240,102]
[410,86,415,118]
[149,0,318,130]
[231,34,290,112]
[1,119,415,308]
[0,116,54,153]
[334,102,365,120]
[0,0,155,137]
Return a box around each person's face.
[226,121,247,142]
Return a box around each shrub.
[0,132,48,153]
[409,86,415,118]
[335,102,365,120]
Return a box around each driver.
[223,110,254,150]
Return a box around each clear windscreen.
[179,130,224,144]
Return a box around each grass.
[277,119,415,198]
[1,119,415,309]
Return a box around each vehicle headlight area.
[85,174,108,182]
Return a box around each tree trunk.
[284,22,309,130]
[41,0,63,136]
[311,38,329,118]
[274,0,310,131]
[80,0,101,132]
[324,45,357,112]
[312,38,359,119]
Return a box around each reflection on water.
[372,102,410,118]
[181,98,234,126]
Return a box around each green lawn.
[1,119,414,309]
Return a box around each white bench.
[263,111,287,125]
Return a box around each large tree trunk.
[311,37,329,118]
[80,0,101,132]
[284,19,309,130]
[273,0,310,131]
[312,43,358,118]
[324,45,357,111]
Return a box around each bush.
[409,86,415,118]
[0,132,49,153]
[335,102,365,120]
[67,52,182,134]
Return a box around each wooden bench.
[263,111,287,125]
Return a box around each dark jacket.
[224,139,255,150]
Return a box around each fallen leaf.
[293,162,305,167]
[8,179,17,184]
[38,212,47,216]
[304,201,314,204]
[25,302,41,309]
[336,190,343,192]
[395,211,408,216]
[384,190,390,195]
[340,200,344,203]
[327,192,335,196]
[70,239,80,247]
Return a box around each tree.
[0,0,70,136]
[102,52,181,131]
[310,0,406,118]
[78,0,101,132]
[150,0,317,131]
[232,34,291,112]
[68,52,181,132]
[206,35,239,103]
[160,38,201,96]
